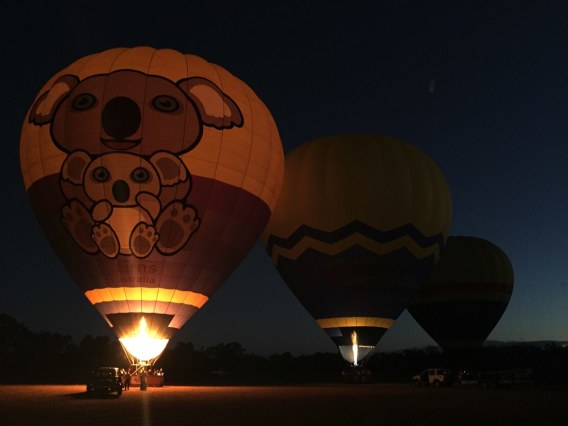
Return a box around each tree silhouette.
[1,313,567,386]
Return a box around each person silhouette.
[124,371,130,390]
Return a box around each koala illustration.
[61,151,199,258]
[28,69,244,257]
[29,69,243,156]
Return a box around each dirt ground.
[0,383,566,426]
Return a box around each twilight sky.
[1,1,567,356]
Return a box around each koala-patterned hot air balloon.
[262,134,452,366]
[20,47,284,362]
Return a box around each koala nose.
[112,180,130,203]
[102,97,141,139]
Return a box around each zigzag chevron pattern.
[266,220,445,263]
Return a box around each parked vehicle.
[412,368,454,387]
[86,367,123,396]
[472,369,534,388]
[456,368,535,388]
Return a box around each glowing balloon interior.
[20,47,284,362]
[262,134,452,366]
[119,317,169,363]
[338,331,374,366]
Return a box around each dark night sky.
[1,0,567,356]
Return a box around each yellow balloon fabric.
[264,134,452,265]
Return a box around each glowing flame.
[119,317,169,362]
[352,331,359,367]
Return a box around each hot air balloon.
[408,236,514,363]
[262,134,452,367]
[20,47,284,364]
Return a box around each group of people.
[119,366,164,390]
[144,367,164,376]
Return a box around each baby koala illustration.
[61,151,200,258]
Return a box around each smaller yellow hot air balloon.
[408,236,514,362]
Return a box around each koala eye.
[92,167,110,182]
[131,167,150,183]
[152,95,179,113]
[72,93,97,111]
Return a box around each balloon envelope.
[408,236,514,354]
[262,134,452,364]
[20,47,284,361]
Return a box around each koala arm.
[92,201,113,222]
[61,150,91,184]
[137,192,161,220]
[150,152,189,186]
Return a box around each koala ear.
[29,74,79,125]
[61,150,91,184]
[177,77,244,130]
[150,152,188,186]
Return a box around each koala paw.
[156,202,200,254]
[61,201,98,253]
[92,223,120,259]
[130,223,159,258]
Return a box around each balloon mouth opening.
[101,138,141,150]
[119,317,169,362]
[338,331,375,366]
[339,345,375,366]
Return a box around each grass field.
[1,383,567,425]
